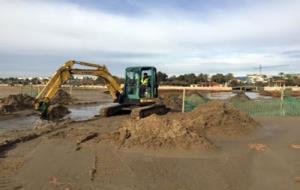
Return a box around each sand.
[2,88,298,190]
[109,114,212,149]
[106,100,258,150]
[1,116,299,190]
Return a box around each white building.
[247,74,268,84]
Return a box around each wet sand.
[0,116,299,190]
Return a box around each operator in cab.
[141,73,150,97]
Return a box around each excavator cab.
[123,67,158,104]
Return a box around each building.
[246,74,268,84]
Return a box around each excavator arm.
[35,60,123,116]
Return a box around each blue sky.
[0,0,299,77]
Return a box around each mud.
[0,117,299,190]
[229,91,251,102]
[46,104,71,120]
[188,100,259,136]
[0,120,70,151]
[0,94,34,114]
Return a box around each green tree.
[157,71,168,84]
[225,73,234,82]
[211,73,226,84]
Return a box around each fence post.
[280,87,285,116]
[20,85,23,94]
[69,85,73,95]
[182,88,186,113]
[30,84,33,97]
[37,85,40,94]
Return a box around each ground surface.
[0,116,299,190]
[0,86,299,189]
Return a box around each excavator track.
[100,104,123,117]
[130,103,169,119]
[100,103,169,119]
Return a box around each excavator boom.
[35,60,122,116]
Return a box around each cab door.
[124,68,140,103]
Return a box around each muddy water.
[0,115,40,134]
[68,103,117,121]
[206,92,272,100]
[0,103,117,134]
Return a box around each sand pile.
[188,100,259,136]
[51,89,73,105]
[229,92,251,102]
[0,94,34,113]
[107,100,258,149]
[109,114,212,149]
[159,92,183,111]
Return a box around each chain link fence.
[184,94,300,117]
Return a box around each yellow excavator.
[35,60,168,119]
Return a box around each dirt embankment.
[106,100,259,150]
[188,100,259,136]
[229,92,251,102]
[0,94,34,114]
[0,90,74,120]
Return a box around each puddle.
[68,103,117,121]
[245,92,272,100]
[0,102,118,134]
[0,115,40,134]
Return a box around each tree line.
[1,72,300,87]
[157,71,235,86]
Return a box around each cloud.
[0,0,299,76]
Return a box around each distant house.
[247,74,268,84]
[272,80,286,87]
[235,76,247,83]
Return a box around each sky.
[0,0,300,77]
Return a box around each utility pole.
[259,64,262,75]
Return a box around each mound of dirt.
[0,94,34,113]
[108,114,213,150]
[51,89,73,105]
[46,104,70,120]
[159,92,183,111]
[229,92,251,102]
[188,100,259,136]
[107,100,258,149]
